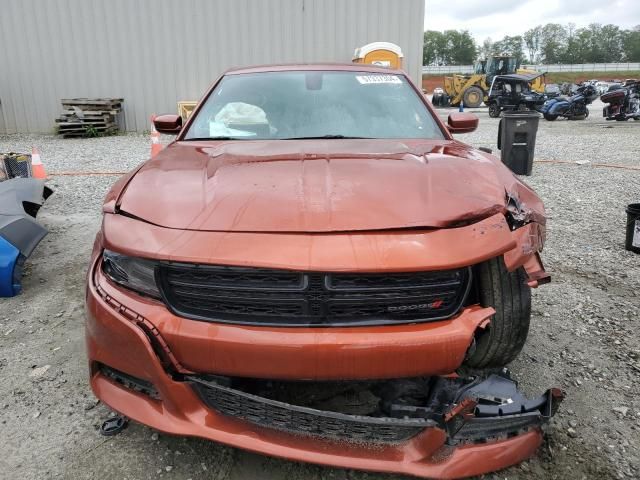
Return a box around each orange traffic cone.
[150,115,163,158]
[31,147,47,179]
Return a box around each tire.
[465,257,531,368]
[544,113,559,121]
[488,103,501,118]
[463,86,484,108]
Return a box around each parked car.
[486,72,547,117]
[86,64,561,479]
[596,81,610,95]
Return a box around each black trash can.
[625,203,640,254]
[497,111,541,175]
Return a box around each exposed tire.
[488,103,501,118]
[465,257,531,369]
[463,86,484,108]
[544,113,559,121]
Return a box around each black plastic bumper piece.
[189,375,434,443]
[188,372,563,445]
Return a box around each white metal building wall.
[0,0,425,133]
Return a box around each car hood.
[116,139,544,233]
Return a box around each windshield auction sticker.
[356,75,402,85]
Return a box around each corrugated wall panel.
[0,0,425,133]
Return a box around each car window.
[185,71,444,140]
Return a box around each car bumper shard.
[0,178,53,296]
[186,373,563,446]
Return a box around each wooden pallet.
[55,98,123,138]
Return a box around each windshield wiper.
[182,136,248,141]
[280,135,372,140]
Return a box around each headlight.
[102,250,161,299]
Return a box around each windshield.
[184,71,444,140]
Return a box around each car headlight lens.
[101,250,161,299]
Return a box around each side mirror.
[447,112,478,134]
[154,114,183,135]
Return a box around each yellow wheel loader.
[443,56,545,108]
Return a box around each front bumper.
[90,261,493,380]
[86,259,562,479]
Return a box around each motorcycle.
[601,80,640,121]
[540,84,599,121]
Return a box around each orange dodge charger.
[86,64,562,479]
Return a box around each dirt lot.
[1,102,639,480]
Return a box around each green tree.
[442,30,477,65]
[423,30,476,65]
[524,26,543,63]
[478,37,494,59]
[561,23,580,63]
[423,30,445,65]
[493,35,525,63]
[600,24,624,61]
[622,26,640,61]
[540,23,567,64]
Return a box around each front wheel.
[488,103,501,118]
[544,113,559,121]
[465,258,531,368]
[463,86,484,108]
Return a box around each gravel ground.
[1,101,639,480]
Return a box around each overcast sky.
[424,0,640,42]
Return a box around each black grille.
[158,264,470,327]
[190,377,431,443]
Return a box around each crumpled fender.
[0,178,53,296]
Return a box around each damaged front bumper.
[0,178,53,297]
[185,373,563,447]
[92,357,563,480]
[87,270,564,479]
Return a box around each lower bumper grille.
[190,377,432,443]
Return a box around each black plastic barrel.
[626,203,640,254]
[497,111,541,176]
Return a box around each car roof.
[224,63,406,76]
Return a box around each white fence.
[422,65,475,74]
[422,63,640,75]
